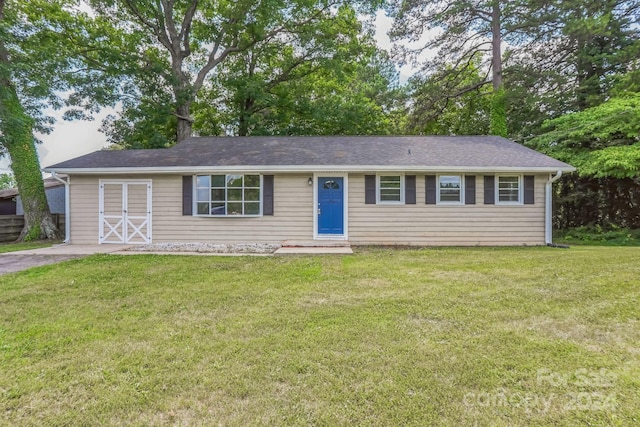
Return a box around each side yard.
[1,247,638,425]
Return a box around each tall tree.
[529,90,640,228]
[404,60,491,135]
[387,0,533,135]
[517,1,640,229]
[0,0,126,240]
[90,0,381,145]
[0,0,65,240]
[507,0,640,140]
[191,18,402,137]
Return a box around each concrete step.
[281,240,351,248]
[275,246,353,255]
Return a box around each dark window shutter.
[182,176,193,216]
[425,175,436,204]
[263,175,274,215]
[484,176,495,205]
[524,175,535,204]
[465,175,476,205]
[405,175,416,204]
[365,175,376,204]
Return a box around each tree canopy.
[2,0,640,233]
[88,0,387,145]
[531,93,640,179]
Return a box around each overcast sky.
[1,11,419,174]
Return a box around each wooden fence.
[0,214,65,243]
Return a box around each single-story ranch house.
[44,136,575,246]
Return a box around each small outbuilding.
[0,175,67,215]
[44,136,574,246]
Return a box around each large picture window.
[438,175,463,204]
[377,175,404,203]
[195,174,261,216]
[497,175,521,204]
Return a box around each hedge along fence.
[0,214,65,243]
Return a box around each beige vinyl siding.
[67,175,100,244]
[68,172,547,246]
[68,174,313,244]
[348,174,546,246]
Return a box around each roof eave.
[43,165,577,174]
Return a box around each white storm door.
[99,180,152,244]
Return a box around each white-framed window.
[437,175,464,204]
[496,175,522,204]
[195,174,262,216]
[377,174,404,204]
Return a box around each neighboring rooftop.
[0,175,67,199]
[44,136,574,173]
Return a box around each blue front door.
[318,177,344,235]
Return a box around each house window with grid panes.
[438,175,463,204]
[377,175,404,203]
[497,175,521,204]
[195,174,261,216]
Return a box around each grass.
[0,240,61,254]
[1,247,638,426]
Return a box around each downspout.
[545,170,563,245]
[50,172,70,244]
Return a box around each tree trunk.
[491,0,502,92]
[0,85,62,241]
[175,103,193,143]
[238,97,255,136]
[172,59,194,143]
[489,1,507,137]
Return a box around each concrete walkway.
[0,245,129,275]
[0,254,83,275]
[8,244,130,256]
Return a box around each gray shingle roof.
[44,136,574,172]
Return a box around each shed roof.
[44,136,574,174]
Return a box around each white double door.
[99,180,152,244]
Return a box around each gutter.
[545,170,563,245]
[50,172,70,244]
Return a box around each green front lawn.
[1,247,638,425]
